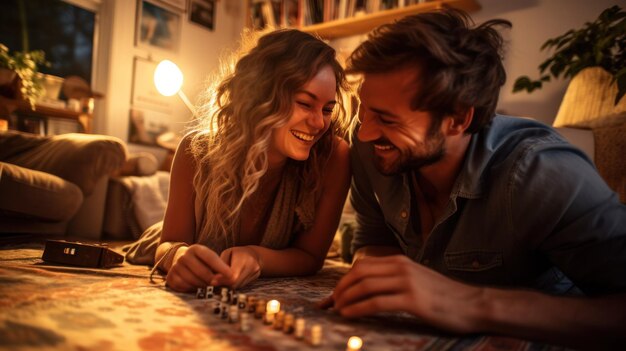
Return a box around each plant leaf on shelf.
[513,5,625,106]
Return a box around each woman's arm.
[155,135,196,271]
[156,134,233,291]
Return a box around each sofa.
[0,131,127,238]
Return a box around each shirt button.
[400,210,408,219]
[472,260,480,269]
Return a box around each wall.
[332,0,622,125]
[94,0,245,140]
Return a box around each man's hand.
[326,255,484,334]
[217,246,262,289]
[166,244,234,292]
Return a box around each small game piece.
[238,293,247,309]
[254,298,266,319]
[283,313,295,334]
[247,295,256,313]
[228,305,239,323]
[294,318,305,339]
[264,311,275,324]
[213,301,221,315]
[267,300,280,313]
[346,336,363,351]
[229,289,237,305]
[310,324,322,347]
[273,310,285,330]
[221,288,229,303]
[221,303,228,320]
[196,287,206,299]
[206,285,214,299]
[240,312,252,332]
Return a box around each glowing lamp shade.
[154,60,183,97]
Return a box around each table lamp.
[153,59,196,115]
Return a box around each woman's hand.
[166,244,234,292]
[217,246,262,289]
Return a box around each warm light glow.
[266,300,281,314]
[347,336,363,350]
[154,60,183,97]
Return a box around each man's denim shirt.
[350,115,626,295]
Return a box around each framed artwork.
[131,57,175,115]
[128,108,171,146]
[129,57,174,146]
[188,0,216,31]
[159,0,186,11]
[136,0,181,53]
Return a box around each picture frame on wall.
[136,0,182,53]
[188,0,216,31]
[129,57,175,146]
[159,0,186,11]
[131,57,175,115]
[128,107,171,146]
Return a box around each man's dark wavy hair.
[347,8,511,134]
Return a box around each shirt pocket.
[444,251,503,272]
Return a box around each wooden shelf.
[299,0,481,40]
[0,96,93,134]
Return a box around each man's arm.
[329,255,626,349]
[353,245,403,261]
[478,285,626,349]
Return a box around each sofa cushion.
[0,162,83,221]
[0,131,127,195]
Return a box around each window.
[0,0,96,84]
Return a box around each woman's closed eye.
[297,101,312,109]
[322,105,335,116]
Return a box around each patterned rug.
[0,241,568,351]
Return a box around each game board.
[0,241,567,351]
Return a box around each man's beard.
[373,127,446,176]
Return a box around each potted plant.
[0,43,49,109]
[513,5,625,106]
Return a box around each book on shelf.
[284,0,301,27]
[46,117,81,135]
[250,1,266,30]
[249,0,444,30]
[19,116,46,136]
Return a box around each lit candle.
[346,336,363,351]
[267,300,280,313]
[264,299,280,324]
[310,324,322,347]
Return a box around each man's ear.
[445,107,474,136]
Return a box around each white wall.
[331,0,624,125]
[94,0,245,140]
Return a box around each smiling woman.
[124,28,354,293]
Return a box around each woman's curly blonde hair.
[187,28,352,247]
